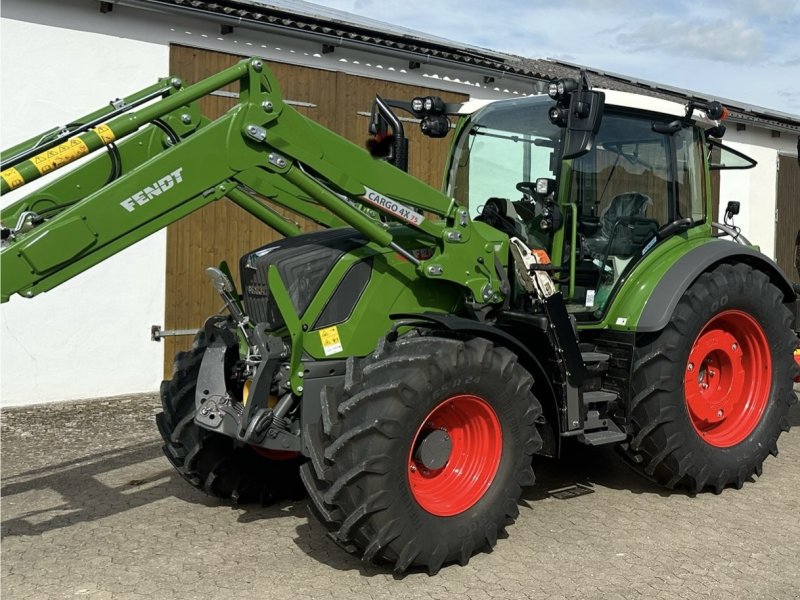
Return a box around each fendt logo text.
[120,168,184,212]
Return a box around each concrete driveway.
[2,392,799,600]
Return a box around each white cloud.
[616,18,764,64]
[777,88,800,111]
[304,0,800,114]
[725,0,800,19]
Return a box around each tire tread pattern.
[621,263,798,492]
[301,335,542,574]
[158,332,305,504]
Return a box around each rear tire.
[157,332,305,503]
[300,335,542,575]
[622,263,798,492]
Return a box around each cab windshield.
[447,96,561,220]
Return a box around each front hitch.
[193,319,300,452]
[194,264,302,453]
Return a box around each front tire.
[300,335,542,575]
[623,263,798,492]
[156,333,305,503]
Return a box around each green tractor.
[2,58,798,575]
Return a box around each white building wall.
[719,128,798,259]
[0,17,169,406]
[0,0,532,408]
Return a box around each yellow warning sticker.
[1,167,24,191]
[319,326,343,357]
[93,123,116,145]
[30,137,89,176]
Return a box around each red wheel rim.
[793,349,800,383]
[407,394,502,516]
[251,448,300,461]
[684,310,772,447]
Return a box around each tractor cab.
[444,86,724,319]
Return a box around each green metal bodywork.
[2,56,779,384]
[1,58,506,308]
[265,227,463,392]
[3,55,792,453]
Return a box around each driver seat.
[475,197,530,245]
[585,192,656,258]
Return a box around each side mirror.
[366,95,408,171]
[562,90,605,159]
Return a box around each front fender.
[390,311,562,455]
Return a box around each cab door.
[561,110,705,318]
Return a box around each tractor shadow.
[0,439,292,539]
[788,397,800,427]
[1,440,175,538]
[6,400,797,574]
[523,440,669,503]
[525,397,800,503]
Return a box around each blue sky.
[307,0,800,115]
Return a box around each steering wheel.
[514,181,562,236]
[515,181,547,205]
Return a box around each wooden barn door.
[774,153,800,285]
[163,45,468,372]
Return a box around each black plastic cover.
[240,228,366,330]
[314,258,373,329]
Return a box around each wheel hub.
[407,394,502,517]
[413,428,452,470]
[684,310,771,447]
[686,329,742,424]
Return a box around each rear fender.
[638,241,797,333]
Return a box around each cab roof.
[459,90,717,126]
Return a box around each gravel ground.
[2,389,799,600]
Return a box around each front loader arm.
[1,57,506,305]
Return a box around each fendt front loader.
[2,58,799,575]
